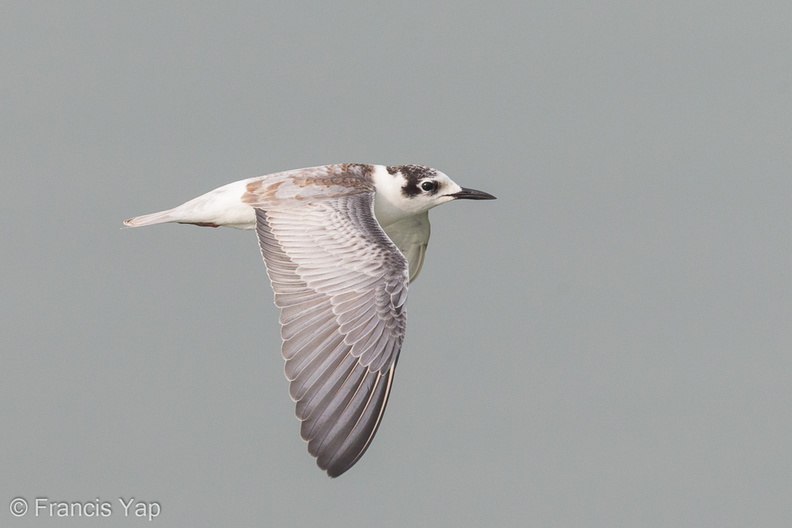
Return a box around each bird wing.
[243,165,409,477]
[382,211,430,282]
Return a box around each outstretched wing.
[244,166,409,477]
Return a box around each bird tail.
[123,209,177,228]
[122,179,255,229]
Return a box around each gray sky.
[2,1,791,526]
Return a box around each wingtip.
[322,458,351,478]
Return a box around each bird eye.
[420,181,437,192]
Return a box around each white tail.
[123,209,178,228]
[122,179,258,230]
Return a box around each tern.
[123,163,496,477]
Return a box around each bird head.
[373,164,496,225]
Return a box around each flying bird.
[123,163,496,477]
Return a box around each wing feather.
[289,340,350,403]
[318,368,395,477]
[247,167,409,477]
[303,361,368,445]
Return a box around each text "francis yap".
[19,496,161,521]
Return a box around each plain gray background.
[2,1,791,526]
